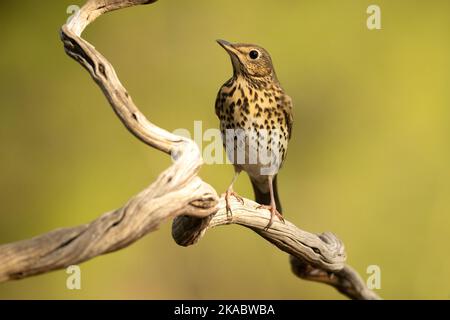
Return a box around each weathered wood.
[173,197,346,272]
[0,0,380,300]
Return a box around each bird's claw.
[256,204,284,229]
[224,190,244,220]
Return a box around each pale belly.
[221,122,287,182]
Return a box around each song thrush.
[215,39,293,228]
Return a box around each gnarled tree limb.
[0,0,380,300]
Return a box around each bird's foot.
[256,204,285,229]
[224,189,245,219]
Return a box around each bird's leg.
[257,176,285,229]
[224,171,244,218]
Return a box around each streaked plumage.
[215,39,293,227]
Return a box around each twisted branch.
[0,0,380,300]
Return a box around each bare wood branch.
[173,198,346,272]
[173,198,380,300]
[290,257,380,300]
[0,0,380,300]
[0,0,218,283]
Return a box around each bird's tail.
[250,175,283,214]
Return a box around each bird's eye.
[249,50,259,59]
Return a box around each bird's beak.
[216,39,239,56]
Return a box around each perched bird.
[215,39,293,228]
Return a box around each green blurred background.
[0,0,449,299]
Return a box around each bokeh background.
[0,0,449,299]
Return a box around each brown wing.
[282,94,294,140]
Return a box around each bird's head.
[217,39,276,80]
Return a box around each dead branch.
[0,0,380,300]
